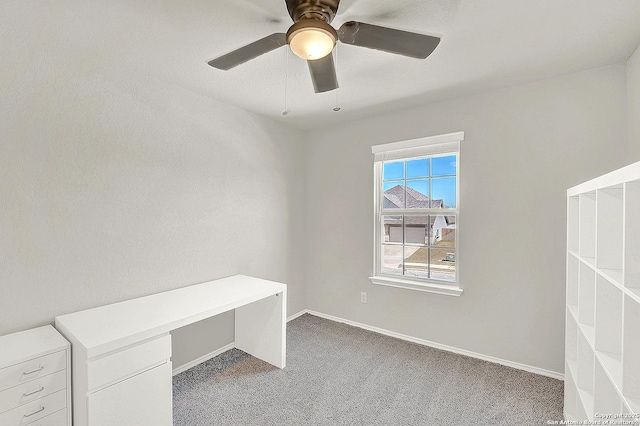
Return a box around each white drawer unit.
[0,326,71,426]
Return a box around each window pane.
[406,158,429,179]
[383,161,404,181]
[404,216,428,245]
[404,246,428,278]
[383,182,405,208]
[383,216,403,243]
[430,248,455,282]
[430,215,456,246]
[382,245,403,275]
[432,155,457,176]
[432,177,456,208]
[405,180,429,208]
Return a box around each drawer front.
[88,361,172,426]
[0,389,66,426]
[23,408,66,426]
[0,370,67,414]
[0,352,66,393]
[87,334,171,392]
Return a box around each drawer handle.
[24,406,45,417]
[22,366,44,376]
[23,386,45,397]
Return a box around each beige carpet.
[173,314,564,425]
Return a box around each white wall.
[0,4,306,367]
[304,64,628,374]
[628,44,640,161]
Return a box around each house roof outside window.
[383,185,456,227]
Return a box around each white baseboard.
[172,342,235,376]
[172,311,305,376]
[172,310,307,375]
[301,309,564,381]
[172,309,563,381]
[287,309,309,322]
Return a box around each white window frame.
[370,131,464,296]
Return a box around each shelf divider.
[625,180,640,292]
[578,262,595,327]
[579,192,597,259]
[567,254,579,307]
[596,351,623,394]
[577,330,594,393]
[566,309,578,363]
[595,275,623,389]
[568,196,580,254]
[596,185,624,276]
[594,358,623,415]
[623,295,640,408]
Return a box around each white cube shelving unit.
[565,161,640,424]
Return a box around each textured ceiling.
[5,0,640,130]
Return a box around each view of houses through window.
[381,154,458,282]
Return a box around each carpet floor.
[173,314,564,425]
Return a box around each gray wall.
[0,3,306,369]
[304,63,628,375]
[171,312,235,369]
[628,44,640,161]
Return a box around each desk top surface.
[54,275,286,358]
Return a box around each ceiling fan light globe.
[289,28,335,59]
[286,20,337,60]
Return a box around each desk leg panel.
[235,291,286,368]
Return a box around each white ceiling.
[6,0,640,130]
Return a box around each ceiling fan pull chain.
[283,48,290,116]
[333,45,341,112]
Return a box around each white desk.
[54,275,286,426]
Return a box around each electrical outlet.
[361,292,367,303]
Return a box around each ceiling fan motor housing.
[286,0,340,23]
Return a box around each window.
[370,132,463,296]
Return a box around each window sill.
[369,275,463,297]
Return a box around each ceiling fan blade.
[338,21,440,59]
[307,54,339,93]
[207,33,287,70]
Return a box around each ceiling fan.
[207,0,441,93]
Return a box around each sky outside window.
[383,155,457,208]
